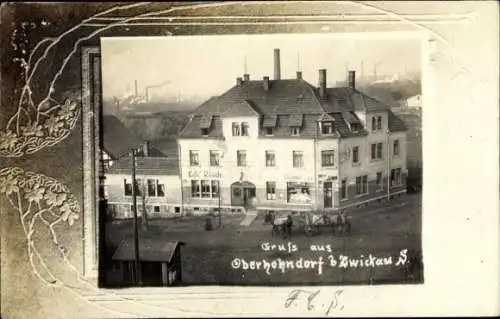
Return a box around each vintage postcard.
[99,34,423,288]
[1,2,498,318]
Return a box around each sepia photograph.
[99,34,423,287]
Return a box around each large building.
[177,48,408,215]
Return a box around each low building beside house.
[104,156,182,219]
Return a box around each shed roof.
[112,237,185,262]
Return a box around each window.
[356,177,362,195]
[124,179,132,196]
[371,143,383,160]
[153,206,160,213]
[393,140,400,156]
[237,150,247,167]
[391,168,402,186]
[210,150,220,166]
[265,127,274,136]
[211,180,219,197]
[189,150,199,166]
[376,172,383,189]
[135,179,143,196]
[321,121,334,135]
[362,175,368,194]
[293,151,304,168]
[191,180,201,197]
[321,150,335,167]
[232,122,241,136]
[352,146,359,164]
[266,181,276,200]
[265,151,275,167]
[241,122,249,136]
[201,180,211,198]
[372,116,382,131]
[174,207,181,214]
[341,179,347,199]
[287,182,310,203]
[157,180,165,197]
[147,179,156,197]
[201,128,209,136]
[350,123,361,133]
[290,127,300,136]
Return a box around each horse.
[271,215,293,239]
[332,212,351,236]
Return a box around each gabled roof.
[179,114,224,139]
[112,236,185,262]
[107,156,179,176]
[190,79,323,117]
[388,110,408,132]
[102,115,143,159]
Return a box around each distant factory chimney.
[348,70,356,89]
[263,76,270,91]
[274,48,281,80]
[318,69,327,99]
[145,87,149,101]
[142,141,150,157]
[134,80,138,97]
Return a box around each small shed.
[112,237,185,287]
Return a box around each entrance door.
[231,182,256,207]
[324,182,333,208]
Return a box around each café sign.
[188,170,222,179]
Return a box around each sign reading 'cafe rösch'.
[188,170,222,179]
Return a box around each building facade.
[177,49,408,215]
[104,156,182,219]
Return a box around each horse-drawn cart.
[268,210,352,238]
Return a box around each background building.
[177,48,408,216]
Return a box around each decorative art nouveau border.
[3,1,496,318]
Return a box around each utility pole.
[218,180,222,227]
[386,129,391,201]
[130,148,142,286]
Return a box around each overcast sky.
[101,34,421,102]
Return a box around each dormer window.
[321,121,334,135]
[290,127,300,136]
[350,123,361,133]
[262,115,277,136]
[265,127,274,136]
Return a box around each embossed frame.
[4,1,498,318]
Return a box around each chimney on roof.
[318,69,327,99]
[274,48,281,80]
[296,71,303,80]
[236,77,243,85]
[263,76,270,91]
[142,141,150,157]
[243,74,250,81]
[348,70,356,89]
